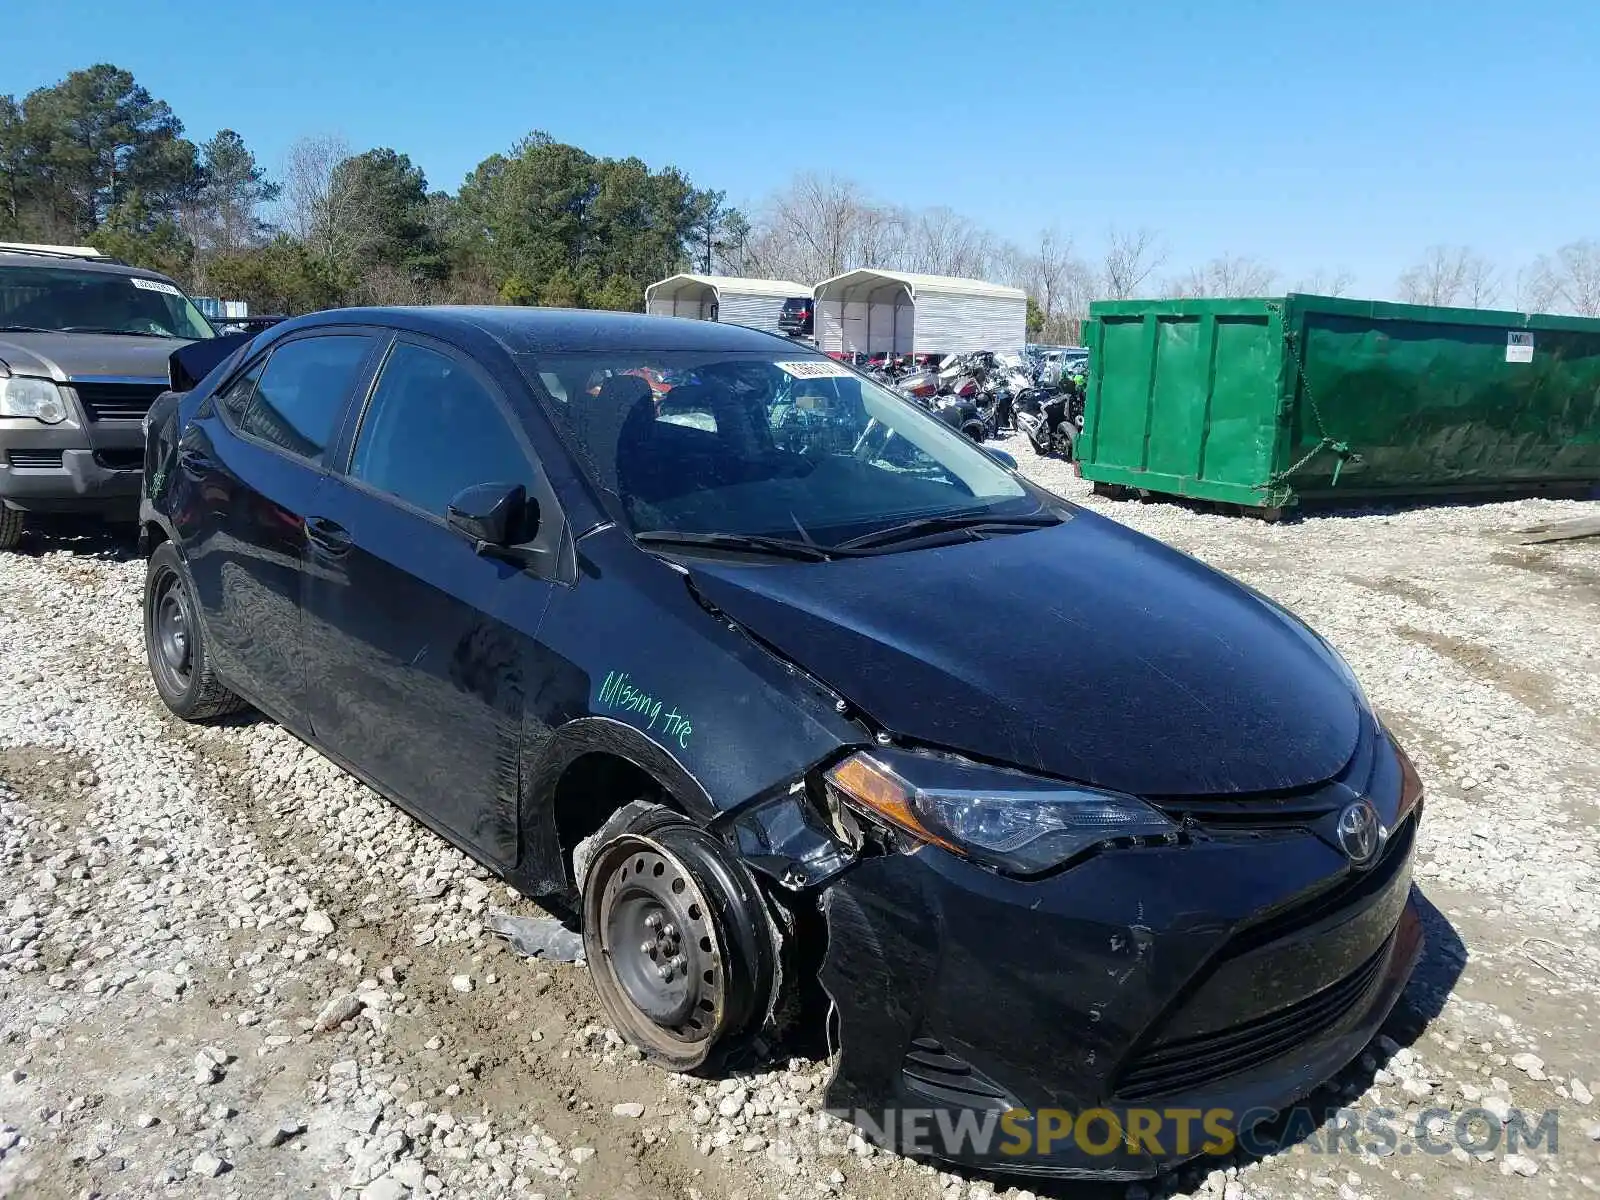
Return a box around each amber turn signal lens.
[825,754,958,853]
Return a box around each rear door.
[300,335,564,866]
[173,329,381,725]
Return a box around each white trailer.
[812,269,1027,356]
[644,274,810,335]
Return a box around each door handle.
[305,516,352,556]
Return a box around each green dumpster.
[1076,294,1600,511]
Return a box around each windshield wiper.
[56,327,176,338]
[838,509,1061,550]
[0,325,53,333]
[634,529,843,562]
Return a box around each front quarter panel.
[518,528,863,891]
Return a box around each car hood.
[685,511,1363,797]
[0,332,190,383]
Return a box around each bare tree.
[1462,256,1500,308]
[1511,260,1557,312]
[900,206,997,277]
[1004,227,1094,341]
[281,134,367,277]
[1539,240,1600,315]
[1099,226,1166,299]
[744,172,1014,285]
[1396,245,1497,308]
[1166,254,1278,299]
[1294,267,1355,297]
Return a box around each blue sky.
[9,0,1598,297]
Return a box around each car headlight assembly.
[824,749,1179,876]
[0,376,69,425]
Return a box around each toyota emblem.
[1335,799,1386,867]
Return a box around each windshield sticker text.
[776,360,853,379]
[598,670,694,749]
[130,277,181,296]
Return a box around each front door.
[301,336,559,866]
[175,330,380,724]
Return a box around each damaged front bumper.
[816,815,1422,1180]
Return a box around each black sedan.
[139,307,1423,1179]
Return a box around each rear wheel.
[582,806,777,1072]
[144,542,247,721]
[0,508,22,551]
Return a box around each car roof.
[274,305,807,355]
[0,250,182,285]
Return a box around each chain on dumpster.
[1259,305,1360,498]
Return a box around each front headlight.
[0,376,68,424]
[825,749,1178,875]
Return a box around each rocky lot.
[1,447,1598,1200]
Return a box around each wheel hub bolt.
[645,913,663,931]
[658,963,675,982]
[640,941,656,958]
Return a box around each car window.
[216,360,264,426]
[239,335,374,463]
[350,341,536,520]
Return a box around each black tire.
[144,541,246,721]
[0,508,22,551]
[582,804,777,1073]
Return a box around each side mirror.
[169,330,256,392]
[446,482,539,561]
[986,447,1018,471]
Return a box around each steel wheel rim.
[594,837,727,1051]
[152,570,193,688]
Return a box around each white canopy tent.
[812,269,1027,356]
[644,274,810,335]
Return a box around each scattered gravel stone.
[1571,1077,1593,1105]
[147,971,186,1000]
[190,1150,227,1178]
[1482,1094,1513,1125]
[362,1174,410,1200]
[134,1113,158,1129]
[611,1102,645,1118]
[264,1118,305,1148]
[313,991,366,1031]
[1511,1052,1546,1080]
[450,974,473,994]
[1501,1152,1540,1177]
[299,909,336,935]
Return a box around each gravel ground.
[2,448,1598,1200]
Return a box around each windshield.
[522,350,1033,549]
[0,265,215,340]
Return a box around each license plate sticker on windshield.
[130,278,182,296]
[776,360,853,379]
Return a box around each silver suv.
[0,243,216,549]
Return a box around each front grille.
[92,449,144,472]
[1114,936,1392,1102]
[6,450,65,469]
[902,1036,1011,1110]
[1224,815,1415,960]
[73,381,165,422]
